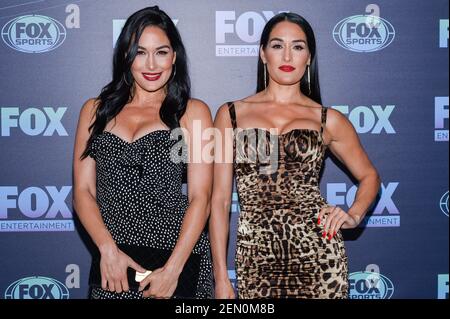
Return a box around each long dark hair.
[82,6,190,159]
[257,12,322,105]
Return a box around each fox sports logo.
[2,15,66,53]
[349,271,394,299]
[5,276,69,299]
[333,15,395,52]
[440,191,449,217]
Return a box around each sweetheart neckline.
[236,127,321,138]
[102,130,170,145]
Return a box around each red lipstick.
[142,72,162,81]
[279,65,296,72]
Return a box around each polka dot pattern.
[88,130,213,299]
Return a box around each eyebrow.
[138,45,171,50]
[269,38,307,44]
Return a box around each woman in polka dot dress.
[73,6,214,299]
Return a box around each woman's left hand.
[318,206,361,240]
[138,266,179,299]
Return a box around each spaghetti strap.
[227,102,237,130]
[320,106,328,142]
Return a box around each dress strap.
[227,102,237,130]
[320,106,328,142]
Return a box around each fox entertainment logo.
[435,97,449,142]
[216,11,288,57]
[326,182,400,227]
[0,186,74,232]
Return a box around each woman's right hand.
[215,279,236,299]
[99,244,146,293]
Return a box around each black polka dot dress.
[88,130,213,299]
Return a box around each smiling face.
[261,21,311,87]
[130,26,176,93]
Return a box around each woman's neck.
[130,85,166,108]
[264,80,308,105]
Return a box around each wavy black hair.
[257,12,322,105]
[82,6,190,159]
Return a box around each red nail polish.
[322,231,327,238]
[317,218,321,225]
[328,234,333,241]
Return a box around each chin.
[146,84,163,91]
[274,79,301,86]
[137,82,166,92]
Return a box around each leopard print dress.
[228,102,348,299]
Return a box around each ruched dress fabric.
[228,103,348,299]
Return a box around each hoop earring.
[307,65,312,95]
[264,63,268,89]
[170,64,177,82]
[123,73,131,86]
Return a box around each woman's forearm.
[164,195,211,275]
[348,170,381,223]
[209,198,231,281]
[73,189,116,252]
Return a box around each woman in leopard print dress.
[210,13,380,299]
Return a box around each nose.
[146,53,155,70]
[283,47,292,62]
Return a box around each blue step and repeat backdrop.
[0,0,448,299]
